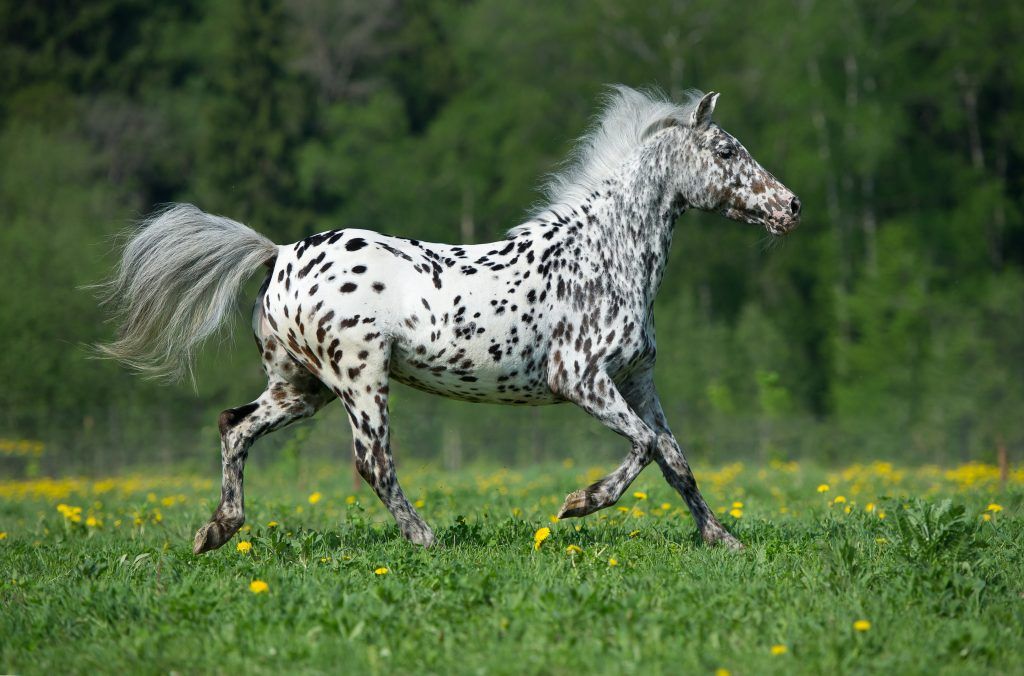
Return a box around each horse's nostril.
[790,197,802,216]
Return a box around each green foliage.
[1,1,1022,466]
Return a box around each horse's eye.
[717,147,734,160]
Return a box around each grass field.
[1,457,1022,674]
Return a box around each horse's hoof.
[192,520,239,554]
[703,526,744,551]
[557,489,592,519]
[407,530,435,548]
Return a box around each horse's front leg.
[637,384,743,550]
[554,370,658,519]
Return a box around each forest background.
[1,0,1021,475]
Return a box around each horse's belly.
[389,341,559,405]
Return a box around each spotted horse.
[97,86,801,554]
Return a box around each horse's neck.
[576,154,680,308]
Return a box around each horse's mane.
[510,85,705,236]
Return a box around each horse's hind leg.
[193,341,332,554]
[323,342,434,547]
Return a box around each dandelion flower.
[817,484,830,493]
[628,529,640,538]
[565,544,582,555]
[715,669,731,676]
[853,619,871,632]
[249,580,269,594]
[865,502,876,513]
[877,511,886,520]
[608,558,618,567]
[308,492,322,505]
[982,513,991,522]
[374,567,389,575]
[833,495,847,504]
[533,527,551,550]
[414,498,425,508]
[345,496,356,505]
[0,532,7,540]
[732,501,744,509]
[770,644,788,655]
[986,503,1003,513]
[549,515,560,524]
[633,491,648,500]
[236,541,253,553]
[660,502,672,511]
[266,521,279,528]
[85,516,100,527]
[729,508,743,519]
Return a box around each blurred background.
[1,0,1022,478]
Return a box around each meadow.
[1,455,1022,674]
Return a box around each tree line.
[1,0,1021,473]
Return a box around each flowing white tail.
[96,204,278,381]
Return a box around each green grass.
[1,459,1022,674]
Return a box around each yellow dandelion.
[565,544,583,555]
[833,495,847,504]
[877,510,886,520]
[633,491,648,500]
[266,521,279,528]
[817,484,830,493]
[875,537,887,544]
[345,495,356,505]
[308,492,322,505]
[85,516,100,527]
[715,669,731,676]
[414,498,425,508]
[770,644,788,655]
[628,529,640,538]
[729,508,743,519]
[549,514,560,524]
[0,532,7,540]
[161,496,175,507]
[249,580,269,594]
[236,541,252,553]
[986,503,1003,513]
[660,502,672,511]
[844,506,852,514]
[732,501,744,509]
[982,513,991,522]
[865,502,876,513]
[533,527,551,550]
[853,619,871,632]
[374,567,389,575]
[608,558,618,567]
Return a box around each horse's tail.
[94,203,278,382]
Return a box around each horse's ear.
[689,91,719,129]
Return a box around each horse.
[97,86,801,554]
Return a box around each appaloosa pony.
[98,86,800,554]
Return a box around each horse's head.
[672,92,801,235]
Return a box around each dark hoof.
[557,489,597,519]
[703,525,744,551]
[192,519,241,555]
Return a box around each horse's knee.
[353,440,375,484]
[218,402,259,435]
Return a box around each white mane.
[511,85,704,235]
